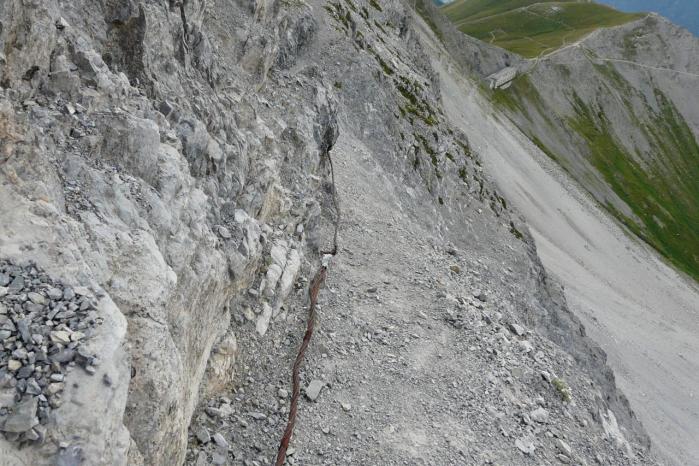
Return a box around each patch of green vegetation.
[414,0,444,43]
[368,0,382,12]
[416,133,439,168]
[456,139,472,158]
[509,221,524,240]
[490,74,551,124]
[396,81,439,127]
[442,0,643,58]
[552,378,572,402]
[374,20,388,35]
[334,81,343,89]
[567,91,699,281]
[324,2,351,30]
[458,166,468,183]
[531,135,559,162]
[368,46,395,75]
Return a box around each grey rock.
[0,274,10,286]
[47,287,64,300]
[556,439,573,456]
[16,365,35,379]
[55,17,69,30]
[50,349,76,364]
[7,360,22,372]
[195,451,208,466]
[17,319,31,343]
[8,277,24,292]
[515,434,536,455]
[195,427,211,444]
[27,292,46,305]
[557,453,571,463]
[62,288,75,301]
[509,323,526,336]
[304,380,325,401]
[211,451,226,465]
[22,428,40,442]
[25,379,42,395]
[1,397,38,433]
[50,330,72,345]
[216,225,232,239]
[212,432,229,450]
[55,445,84,466]
[530,407,550,424]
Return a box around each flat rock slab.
[304,380,325,402]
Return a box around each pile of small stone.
[0,260,101,444]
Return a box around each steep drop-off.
[420,1,699,463]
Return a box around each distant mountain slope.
[441,0,643,57]
[487,15,699,282]
[598,0,699,36]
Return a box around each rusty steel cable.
[275,151,340,466]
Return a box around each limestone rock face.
[0,0,336,464]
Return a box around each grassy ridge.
[442,0,558,24]
[442,1,643,57]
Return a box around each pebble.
[8,277,24,292]
[515,434,536,455]
[304,380,325,402]
[212,433,229,450]
[216,226,232,239]
[50,330,72,345]
[47,287,63,300]
[7,360,21,371]
[519,340,534,353]
[63,288,75,300]
[250,412,267,420]
[27,292,46,305]
[2,397,38,433]
[211,451,226,465]
[278,388,288,399]
[530,407,549,423]
[196,428,211,444]
[341,402,352,412]
[556,439,573,456]
[509,323,526,336]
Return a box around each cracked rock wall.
[0,0,337,464]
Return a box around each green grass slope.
[490,71,699,282]
[442,1,643,57]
